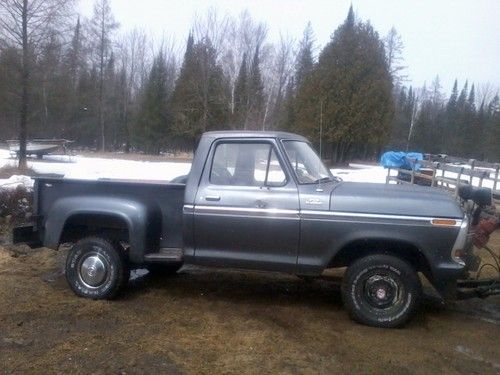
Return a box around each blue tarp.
[380,151,423,171]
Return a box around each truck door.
[193,139,300,272]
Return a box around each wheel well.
[329,239,432,276]
[60,214,129,245]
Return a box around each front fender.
[298,217,460,281]
[326,228,431,262]
[44,196,162,263]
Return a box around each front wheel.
[341,254,422,328]
[66,236,130,299]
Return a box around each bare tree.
[192,7,230,59]
[88,0,119,151]
[118,28,149,151]
[221,10,268,115]
[0,0,75,168]
[476,82,498,108]
[262,33,296,130]
[384,27,407,89]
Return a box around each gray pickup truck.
[14,131,499,327]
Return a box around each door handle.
[205,195,221,201]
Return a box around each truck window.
[283,140,332,184]
[210,142,286,186]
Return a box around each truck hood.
[330,182,464,218]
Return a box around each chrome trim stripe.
[186,205,462,226]
[183,204,195,213]
[301,210,463,226]
[193,205,299,219]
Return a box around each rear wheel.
[341,254,422,328]
[66,236,129,299]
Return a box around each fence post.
[455,167,463,197]
[431,162,437,187]
[494,164,499,192]
[468,159,475,185]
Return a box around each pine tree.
[467,84,475,110]
[171,37,230,147]
[447,79,458,111]
[295,6,393,163]
[443,79,460,153]
[66,17,83,91]
[295,22,315,90]
[388,86,412,150]
[457,81,468,108]
[279,77,296,131]
[136,51,171,154]
[233,53,248,128]
[246,46,264,129]
[411,79,445,154]
[485,95,500,161]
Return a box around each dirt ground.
[0,227,499,375]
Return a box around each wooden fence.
[385,154,500,205]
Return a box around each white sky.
[78,0,500,95]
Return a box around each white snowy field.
[0,149,193,189]
[0,148,495,191]
[0,148,390,190]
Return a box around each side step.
[144,248,183,263]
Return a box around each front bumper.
[12,225,43,248]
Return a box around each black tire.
[65,236,130,299]
[341,254,422,328]
[146,263,183,276]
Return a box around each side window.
[210,142,287,187]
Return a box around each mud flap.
[12,226,42,248]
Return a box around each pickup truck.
[13,131,499,328]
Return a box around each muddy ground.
[0,227,499,375]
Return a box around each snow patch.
[331,165,390,183]
[0,175,34,190]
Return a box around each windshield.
[283,141,333,184]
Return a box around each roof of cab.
[203,130,308,142]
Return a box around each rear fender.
[44,196,162,263]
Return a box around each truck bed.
[34,177,186,249]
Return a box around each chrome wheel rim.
[356,270,406,314]
[363,274,402,309]
[78,250,109,289]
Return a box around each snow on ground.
[0,148,495,191]
[0,148,389,188]
[0,149,191,189]
[331,164,389,183]
[0,175,34,190]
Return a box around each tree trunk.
[330,141,339,165]
[363,143,368,160]
[98,24,106,151]
[18,0,29,169]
